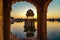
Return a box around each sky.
[11,0,60,19]
[11,1,37,18]
[47,0,60,18]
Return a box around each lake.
[10,21,60,40]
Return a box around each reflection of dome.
[26,9,34,17]
[26,32,34,37]
[24,26,36,32]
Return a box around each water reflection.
[10,22,37,39]
[24,26,36,32]
[24,25,36,37]
[26,32,34,37]
[11,21,60,40]
[47,21,60,40]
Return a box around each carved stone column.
[37,6,47,40]
[3,0,12,40]
[37,0,52,40]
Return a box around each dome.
[26,9,34,17]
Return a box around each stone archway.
[3,0,52,40]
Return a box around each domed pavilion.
[24,9,36,34]
[26,9,34,18]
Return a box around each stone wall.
[0,0,3,40]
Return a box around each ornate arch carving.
[44,0,52,12]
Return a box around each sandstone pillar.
[3,0,12,40]
[0,0,3,40]
[37,6,47,40]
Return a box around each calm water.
[10,22,37,39]
[11,21,60,40]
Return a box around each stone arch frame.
[3,0,52,40]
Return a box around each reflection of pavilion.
[24,9,36,37]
